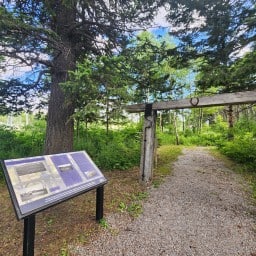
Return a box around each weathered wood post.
[140,104,157,185]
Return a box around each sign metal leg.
[96,186,104,221]
[23,215,35,256]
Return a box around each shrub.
[219,132,256,171]
[0,125,45,158]
[74,125,141,170]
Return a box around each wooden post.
[140,104,157,185]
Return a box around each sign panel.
[1,151,107,220]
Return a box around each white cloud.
[153,7,170,28]
[151,7,206,34]
[230,42,253,59]
[170,10,206,32]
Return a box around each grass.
[153,145,183,188]
[0,145,182,256]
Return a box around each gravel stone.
[69,147,256,256]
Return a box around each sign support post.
[96,186,104,221]
[23,215,35,256]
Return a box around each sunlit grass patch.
[153,145,183,187]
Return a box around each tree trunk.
[228,105,234,128]
[182,109,185,132]
[227,105,234,140]
[173,111,179,145]
[44,3,76,154]
[44,72,75,154]
[106,96,109,136]
[198,108,203,133]
[159,111,164,132]
[76,117,80,139]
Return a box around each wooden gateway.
[126,90,256,185]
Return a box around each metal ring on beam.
[190,97,199,106]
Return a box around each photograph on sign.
[2,151,107,219]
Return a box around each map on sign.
[2,151,107,220]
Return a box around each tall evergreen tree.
[165,0,256,92]
[0,0,162,153]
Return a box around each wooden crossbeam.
[126,90,256,113]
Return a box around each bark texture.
[44,2,76,154]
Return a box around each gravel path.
[70,147,256,256]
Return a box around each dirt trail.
[70,147,256,256]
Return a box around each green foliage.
[118,201,127,213]
[228,50,256,91]
[59,241,68,256]
[182,130,226,147]
[157,130,177,145]
[127,202,143,217]
[99,218,109,229]
[118,200,143,217]
[158,128,226,147]
[215,117,256,172]
[0,124,45,160]
[219,133,256,171]
[122,31,186,103]
[67,55,132,130]
[233,116,256,136]
[118,192,148,217]
[74,125,141,170]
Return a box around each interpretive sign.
[1,151,107,220]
